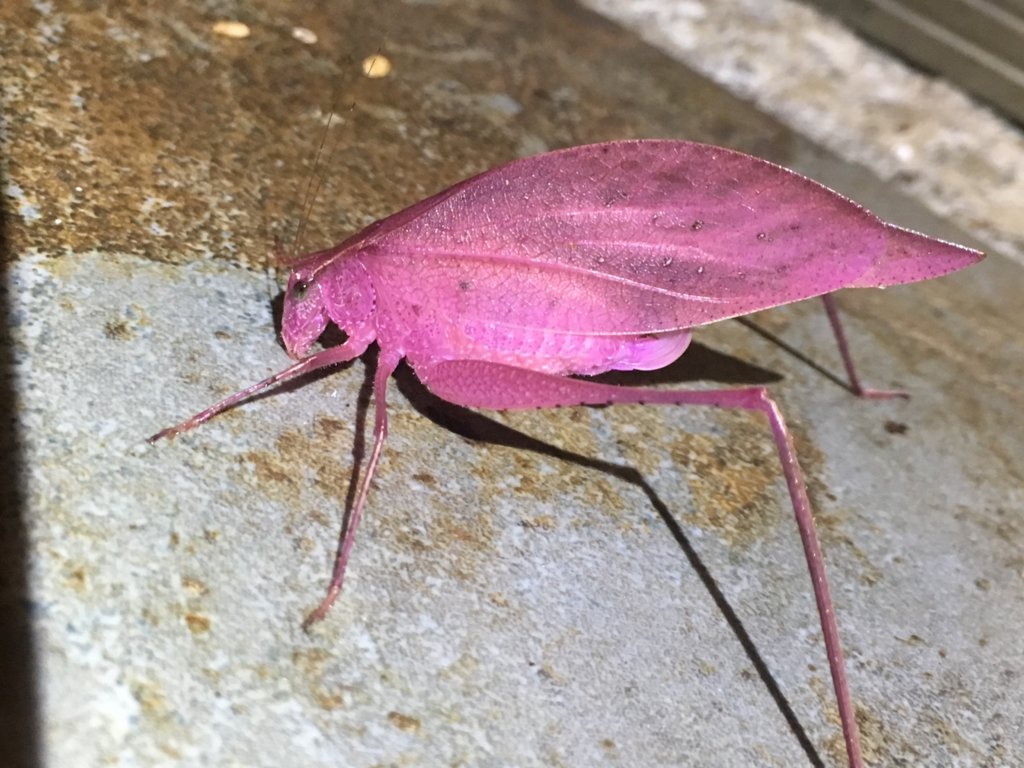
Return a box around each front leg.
[149,336,372,442]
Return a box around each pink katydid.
[151,139,983,768]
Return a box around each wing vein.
[393,247,732,304]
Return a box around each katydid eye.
[291,279,310,300]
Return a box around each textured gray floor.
[2,1,1022,766]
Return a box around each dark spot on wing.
[602,188,629,207]
[654,169,691,186]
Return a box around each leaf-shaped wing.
[356,140,980,336]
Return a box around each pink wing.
[354,140,981,336]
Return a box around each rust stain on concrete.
[670,410,783,548]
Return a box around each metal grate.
[810,0,1024,124]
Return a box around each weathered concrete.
[2,1,1021,766]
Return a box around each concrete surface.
[1,1,1022,767]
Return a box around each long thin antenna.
[290,108,337,261]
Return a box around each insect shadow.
[735,315,851,394]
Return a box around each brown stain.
[852,704,889,767]
[184,613,211,634]
[487,591,509,608]
[922,711,980,761]
[958,505,1022,555]
[912,669,1005,761]
[383,498,498,584]
[129,678,194,758]
[246,450,296,491]
[3,0,788,268]
[292,645,331,672]
[158,743,183,760]
[103,317,135,341]
[432,512,495,552]
[669,410,782,548]
[574,474,632,526]
[696,659,717,677]
[386,710,422,733]
[505,452,547,500]
[812,674,985,766]
[179,528,220,556]
[322,406,516,584]
[130,679,168,719]
[293,534,319,556]
[98,301,151,342]
[253,664,272,682]
[468,409,604,508]
[243,416,352,530]
[314,690,346,712]
[884,420,909,436]
[65,564,88,594]
[821,703,890,767]
[181,575,209,596]
[810,675,889,766]
[291,648,349,712]
[462,407,652,535]
[536,661,568,686]
[896,633,926,647]
[520,514,556,531]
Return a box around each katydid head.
[281,251,377,360]
[281,266,328,359]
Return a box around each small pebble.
[212,20,251,39]
[292,26,317,45]
[361,54,392,78]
